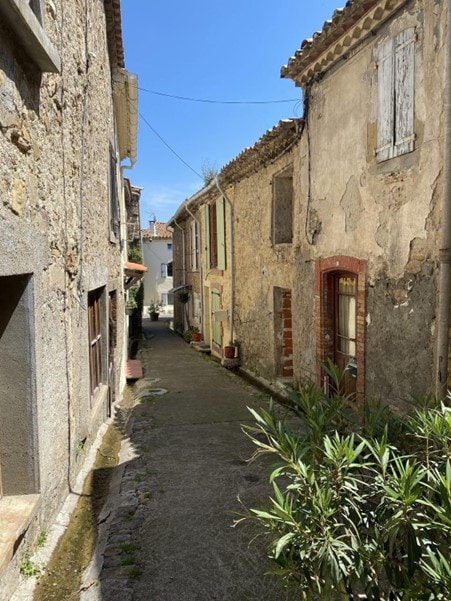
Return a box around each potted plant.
[224,340,239,359]
[178,290,190,304]
[148,302,160,321]
[191,327,202,342]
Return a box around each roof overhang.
[281,0,410,87]
[113,69,138,167]
[124,261,147,290]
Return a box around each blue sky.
[121,1,342,225]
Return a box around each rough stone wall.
[232,151,300,381]
[0,1,127,592]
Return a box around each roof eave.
[281,0,410,87]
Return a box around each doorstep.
[190,342,211,354]
[0,494,40,576]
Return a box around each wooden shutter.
[204,204,211,268]
[376,37,394,162]
[216,196,226,270]
[394,27,415,155]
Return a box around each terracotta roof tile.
[142,222,173,240]
[281,0,403,86]
[220,118,302,184]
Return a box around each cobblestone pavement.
[81,319,296,601]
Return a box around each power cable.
[139,112,203,180]
[138,87,298,105]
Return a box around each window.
[28,0,42,22]
[167,243,173,250]
[205,198,226,270]
[316,257,366,398]
[190,221,199,270]
[167,261,173,277]
[88,288,105,401]
[161,293,168,306]
[161,263,167,278]
[0,1,60,72]
[0,274,39,496]
[376,28,415,162]
[272,166,293,244]
[109,144,120,242]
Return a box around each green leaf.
[274,533,296,559]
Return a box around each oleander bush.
[237,366,451,600]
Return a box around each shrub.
[236,381,451,600]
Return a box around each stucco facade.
[142,222,174,316]
[0,0,138,595]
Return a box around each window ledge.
[1,0,60,73]
[0,494,40,576]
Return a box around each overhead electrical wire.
[139,112,203,180]
[138,87,298,105]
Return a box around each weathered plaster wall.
[297,0,444,401]
[0,1,127,592]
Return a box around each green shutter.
[216,196,226,270]
[204,204,211,268]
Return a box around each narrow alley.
[81,318,295,601]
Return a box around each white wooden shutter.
[394,27,415,155]
[376,37,394,162]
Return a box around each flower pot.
[192,332,202,342]
[224,346,235,359]
[150,312,159,321]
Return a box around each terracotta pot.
[192,332,202,342]
[224,346,235,359]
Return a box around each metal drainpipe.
[173,218,186,327]
[214,175,234,344]
[436,0,451,400]
[185,204,203,332]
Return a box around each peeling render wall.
[297,0,444,402]
[0,1,126,593]
[229,0,443,404]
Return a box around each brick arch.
[315,256,367,401]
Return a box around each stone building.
[280,0,447,403]
[169,120,302,366]
[142,222,174,316]
[0,0,138,595]
[171,0,450,407]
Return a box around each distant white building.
[142,221,174,316]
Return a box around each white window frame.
[376,28,415,162]
[0,0,60,72]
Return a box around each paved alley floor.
[82,319,296,601]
